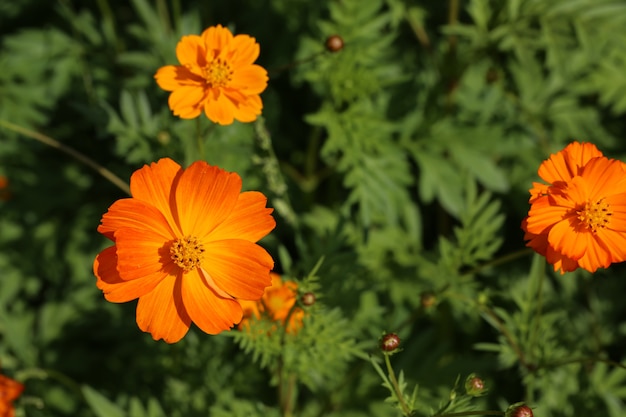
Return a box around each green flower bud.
[464,373,485,396]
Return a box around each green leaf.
[82,385,126,417]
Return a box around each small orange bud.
[325,35,344,52]
[301,292,316,306]
[505,403,533,417]
[380,333,400,353]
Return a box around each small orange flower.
[0,373,23,417]
[522,142,626,273]
[93,158,276,343]
[155,24,268,125]
[239,273,304,334]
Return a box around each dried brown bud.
[380,333,400,353]
[325,35,344,52]
[301,292,316,306]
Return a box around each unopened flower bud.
[380,333,400,353]
[301,292,316,306]
[505,403,533,417]
[464,374,485,396]
[325,35,344,52]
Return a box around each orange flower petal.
[576,234,612,272]
[176,35,206,67]
[154,65,204,91]
[174,161,241,237]
[94,246,163,303]
[227,34,260,66]
[97,199,174,241]
[203,89,237,125]
[548,218,587,260]
[545,246,579,274]
[231,94,263,123]
[525,196,570,235]
[114,228,175,281]
[538,142,603,184]
[595,228,626,263]
[605,194,626,230]
[136,274,190,343]
[209,191,276,242]
[201,25,234,59]
[169,86,206,119]
[130,158,183,236]
[229,65,268,94]
[180,268,243,334]
[582,157,626,200]
[203,239,273,299]
[0,374,24,402]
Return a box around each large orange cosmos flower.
[522,142,626,273]
[93,158,276,343]
[154,24,268,125]
[0,373,23,417]
[239,273,304,334]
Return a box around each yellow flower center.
[202,58,233,87]
[170,236,205,272]
[577,199,612,233]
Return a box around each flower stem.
[462,248,534,277]
[0,120,131,195]
[436,411,504,417]
[384,354,413,417]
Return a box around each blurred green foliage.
[2,0,626,416]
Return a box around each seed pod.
[325,35,344,52]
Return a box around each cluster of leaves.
[2,0,626,417]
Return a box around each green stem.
[478,303,530,370]
[195,118,205,158]
[539,356,626,371]
[267,50,327,76]
[436,411,504,417]
[17,367,82,396]
[462,248,534,277]
[0,120,131,195]
[384,354,413,417]
[525,263,545,401]
[254,118,300,229]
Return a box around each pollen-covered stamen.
[577,199,612,233]
[170,235,205,272]
[202,57,233,87]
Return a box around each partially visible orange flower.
[522,142,626,273]
[0,373,23,417]
[239,273,304,334]
[155,24,268,125]
[93,158,276,343]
